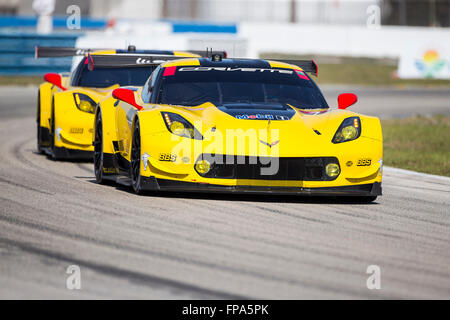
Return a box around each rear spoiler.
[35,46,227,59]
[90,56,318,75]
[84,54,182,69]
[269,59,318,77]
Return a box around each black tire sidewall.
[131,120,143,194]
[94,112,105,184]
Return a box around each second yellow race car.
[36,47,202,160]
[93,55,383,201]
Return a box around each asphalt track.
[0,86,449,299]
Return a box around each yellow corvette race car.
[36,47,202,160]
[93,55,383,201]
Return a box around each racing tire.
[94,112,106,184]
[49,99,61,161]
[36,91,45,154]
[130,119,143,195]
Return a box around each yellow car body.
[94,57,383,200]
[37,50,200,159]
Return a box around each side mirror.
[44,73,66,91]
[112,88,143,111]
[337,93,358,110]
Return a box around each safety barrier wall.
[0,15,107,75]
[0,15,107,29]
[0,31,82,75]
[80,20,449,78]
[1,17,449,77]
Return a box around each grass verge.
[0,76,43,86]
[261,53,450,87]
[382,115,450,177]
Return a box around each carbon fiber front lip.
[141,177,382,196]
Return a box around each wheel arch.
[95,98,119,155]
[38,82,57,129]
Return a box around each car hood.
[153,102,364,156]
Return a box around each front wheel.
[94,112,106,184]
[130,119,143,195]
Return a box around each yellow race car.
[36,47,202,160]
[93,55,383,201]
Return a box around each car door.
[115,96,137,162]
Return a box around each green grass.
[382,115,450,177]
[261,53,450,87]
[315,63,450,87]
[0,76,43,86]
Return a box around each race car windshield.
[73,65,156,88]
[157,67,328,109]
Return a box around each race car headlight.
[325,163,340,178]
[332,117,361,143]
[195,159,211,175]
[74,93,96,114]
[161,112,203,140]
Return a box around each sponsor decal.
[136,57,154,65]
[178,67,294,74]
[103,167,119,174]
[159,153,177,162]
[415,49,446,78]
[70,127,83,134]
[76,49,89,55]
[235,114,290,120]
[346,161,353,167]
[357,159,372,166]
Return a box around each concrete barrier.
[0,31,81,75]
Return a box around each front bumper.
[140,177,382,196]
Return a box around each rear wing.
[269,59,318,77]
[35,46,227,59]
[89,56,318,75]
[84,54,182,70]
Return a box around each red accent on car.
[295,70,309,80]
[44,73,66,91]
[84,54,94,71]
[163,66,177,77]
[338,93,358,110]
[112,88,143,111]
